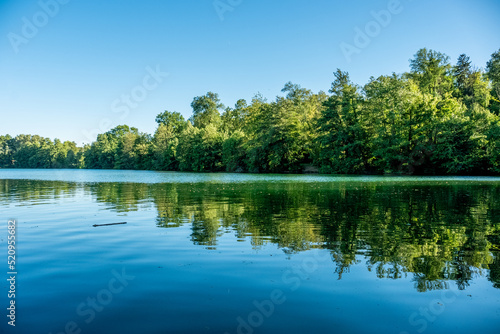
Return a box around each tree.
[177,123,225,172]
[363,74,422,173]
[190,92,224,129]
[243,84,324,173]
[150,110,188,171]
[222,130,246,172]
[454,54,473,96]
[487,119,500,173]
[50,139,81,169]
[453,54,490,109]
[0,135,13,167]
[316,70,368,174]
[84,125,141,169]
[151,124,179,171]
[221,99,247,133]
[155,110,188,135]
[486,49,500,115]
[409,48,453,96]
[10,135,53,168]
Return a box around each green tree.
[190,92,224,129]
[222,130,246,172]
[177,123,225,172]
[221,99,248,133]
[454,54,473,96]
[150,110,188,171]
[487,119,500,173]
[244,84,324,173]
[10,135,53,168]
[85,125,141,169]
[50,139,81,168]
[155,110,188,135]
[0,135,13,167]
[363,74,422,173]
[317,70,368,174]
[409,48,453,96]
[453,54,491,109]
[151,124,179,171]
[486,49,500,115]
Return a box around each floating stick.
[92,222,127,227]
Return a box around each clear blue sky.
[1,0,499,145]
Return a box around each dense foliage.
[2,48,500,175]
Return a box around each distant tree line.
[2,48,500,175]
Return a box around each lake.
[1,169,500,334]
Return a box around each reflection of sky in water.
[1,170,499,334]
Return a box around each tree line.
[2,48,500,175]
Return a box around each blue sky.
[1,0,499,144]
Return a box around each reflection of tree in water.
[89,182,150,213]
[148,181,500,291]
[489,253,500,289]
[487,226,500,288]
[3,178,500,291]
[0,179,79,205]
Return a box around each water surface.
[1,170,500,334]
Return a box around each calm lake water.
[1,169,500,334]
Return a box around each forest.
[2,48,500,175]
